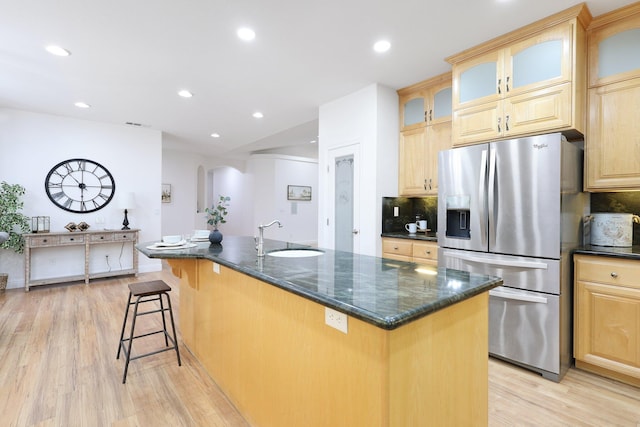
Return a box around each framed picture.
[161,183,172,203]
[287,185,311,201]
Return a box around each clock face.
[45,158,116,213]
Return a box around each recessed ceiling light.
[237,27,256,41]
[252,112,264,118]
[178,90,193,98]
[373,40,391,53]
[74,102,90,108]
[210,133,220,138]
[45,45,71,56]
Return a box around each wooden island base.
[168,258,489,427]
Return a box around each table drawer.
[575,255,640,289]
[28,235,60,247]
[59,234,84,244]
[114,232,137,242]
[412,242,438,261]
[382,239,413,257]
[90,233,114,242]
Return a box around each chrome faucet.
[255,220,283,256]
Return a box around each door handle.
[443,251,548,269]
[352,229,359,235]
[489,287,547,304]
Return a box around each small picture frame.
[161,183,172,203]
[287,185,311,201]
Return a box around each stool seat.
[117,280,181,383]
[129,280,171,296]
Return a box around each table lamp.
[118,192,136,230]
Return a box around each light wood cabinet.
[574,254,640,387]
[585,3,640,191]
[382,237,438,265]
[398,73,452,196]
[447,4,590,146]
[412,241,438,266]
[382,237,413,262]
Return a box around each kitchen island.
[137,236,502,426]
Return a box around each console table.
[24,229,139,291]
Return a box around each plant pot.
[0,273,8,292]
[209,229,223,244]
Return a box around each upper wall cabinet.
[399,75,453,132]
[447,4,591,146]
[397,73,452,196]
[589,5,640,88]
[586,2,640,191]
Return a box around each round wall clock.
[45,158,116,213]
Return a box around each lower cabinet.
[574,254,640,387]
[382,238,438,265]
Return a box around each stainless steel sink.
[266,249,324,258]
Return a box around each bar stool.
[117,280,181,383]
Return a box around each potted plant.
[0,182,30,290]
[205,195,230,244]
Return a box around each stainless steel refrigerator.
[437,132,587,382]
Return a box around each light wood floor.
[1,265,639,427]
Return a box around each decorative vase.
[209,228,223,244]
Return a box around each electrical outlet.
[394,206,399,217]
[325,307,348,334]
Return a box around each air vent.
[125,122,142,127]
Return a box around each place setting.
[146,235,197,250]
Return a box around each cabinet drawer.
[59,234,84,244]
[412,242,438,261]
[114,232,137,242]
[382,239,413,257]
[575,255,640,289]
[90,233,114,242]
[28,235,60,247]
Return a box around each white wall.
[318,84,398,256]
[0,108,163,289]
[247,154,318,245]
[161,149,205,236]
[159,151,318,245]
[211,166,253,237]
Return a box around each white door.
[327,143,360,253]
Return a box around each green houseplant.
[205,195,230,244]
[0,182,30,290]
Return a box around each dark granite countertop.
[381,232,438,242]
[137,236,501,330]
[574,245,640,261]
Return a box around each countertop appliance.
[437,132,587,382]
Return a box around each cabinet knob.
[393,246,399,250]
[610,272,618,278]
[497,117,501,133]
[505,115,510,131]
[497,78,501,94]
[506,76,510,92]
[426,250,431,255]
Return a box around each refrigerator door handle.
[442,250,549,270]
[489,287,548,304]
[488,147,497,245]
[479,149,488,246]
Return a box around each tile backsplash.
[382,196,438,233]
[591,192,640,245]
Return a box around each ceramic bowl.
[162,235,182,244]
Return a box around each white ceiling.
[0,0,635,159]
